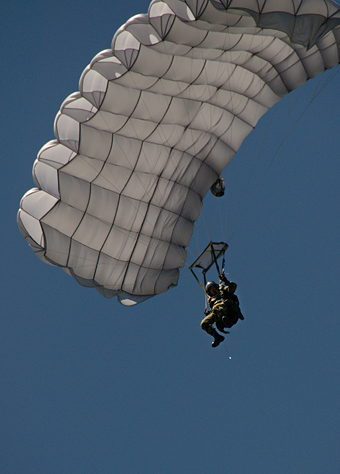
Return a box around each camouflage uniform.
[201,280,243,335]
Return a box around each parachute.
[17,0,340,305]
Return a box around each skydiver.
[200,271,244,347]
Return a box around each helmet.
[206,281,218,294]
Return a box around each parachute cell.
[18,0,340,305]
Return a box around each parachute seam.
[132,93,176,144]
[85,79,262,139]
[88,95,258,132]
[106,84,210,289]
[115,91,195,219]
[255,39,309,93]
[103,32,290,107]
[64,133,115,269]
[119,174,169,292]
[129,49,282,99]
[18,208,47,251]
[197,0,210,18]
[122,47,284,104]
[141,184,180,274]
[149,13,174,44]
[92,129,146,284]
[295,1,304,15]
[91,90,191,288]
[290,44,320,87]
[79,87,171,250]
[122,149,195,281]
[40,221,72,268]
[150,30,244,60]
[99,163,202,205]
[37,198,61,251]
[319,32,340,66]
[67,155,111,271]
[54,166,203,224]
[130,244,176,296]
[41,193,198,274]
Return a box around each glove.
[204,308,210,316]
[219,271,228,283]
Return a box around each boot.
[211,329,225,348]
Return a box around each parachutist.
[201,272,244,348]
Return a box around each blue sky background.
[2,1,340,473]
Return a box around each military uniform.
[201,280,243,335]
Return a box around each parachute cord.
[223,339,232,360]
[199,209,214,243]
[227,68,339,243]
[226,102,279,241]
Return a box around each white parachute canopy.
[18,0,340,305]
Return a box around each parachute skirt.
[18,0,340,305]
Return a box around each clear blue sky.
[2,1,340,473]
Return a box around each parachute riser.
[188,241,229,295]
[210,245,221,276]
[189,267,209,297]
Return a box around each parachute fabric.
[18,0,340,305]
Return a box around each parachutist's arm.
[219,271,237,293]
[219,270,228,284]
[219,281,237,295]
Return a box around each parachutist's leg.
[216,320,230,334]
[201,312,225,347]
[220,303,242,328]
[222,315,233,328]
[200,311,218,335]
[212,303,233,329]
[229,301,244,321]
[211,329,224,348]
